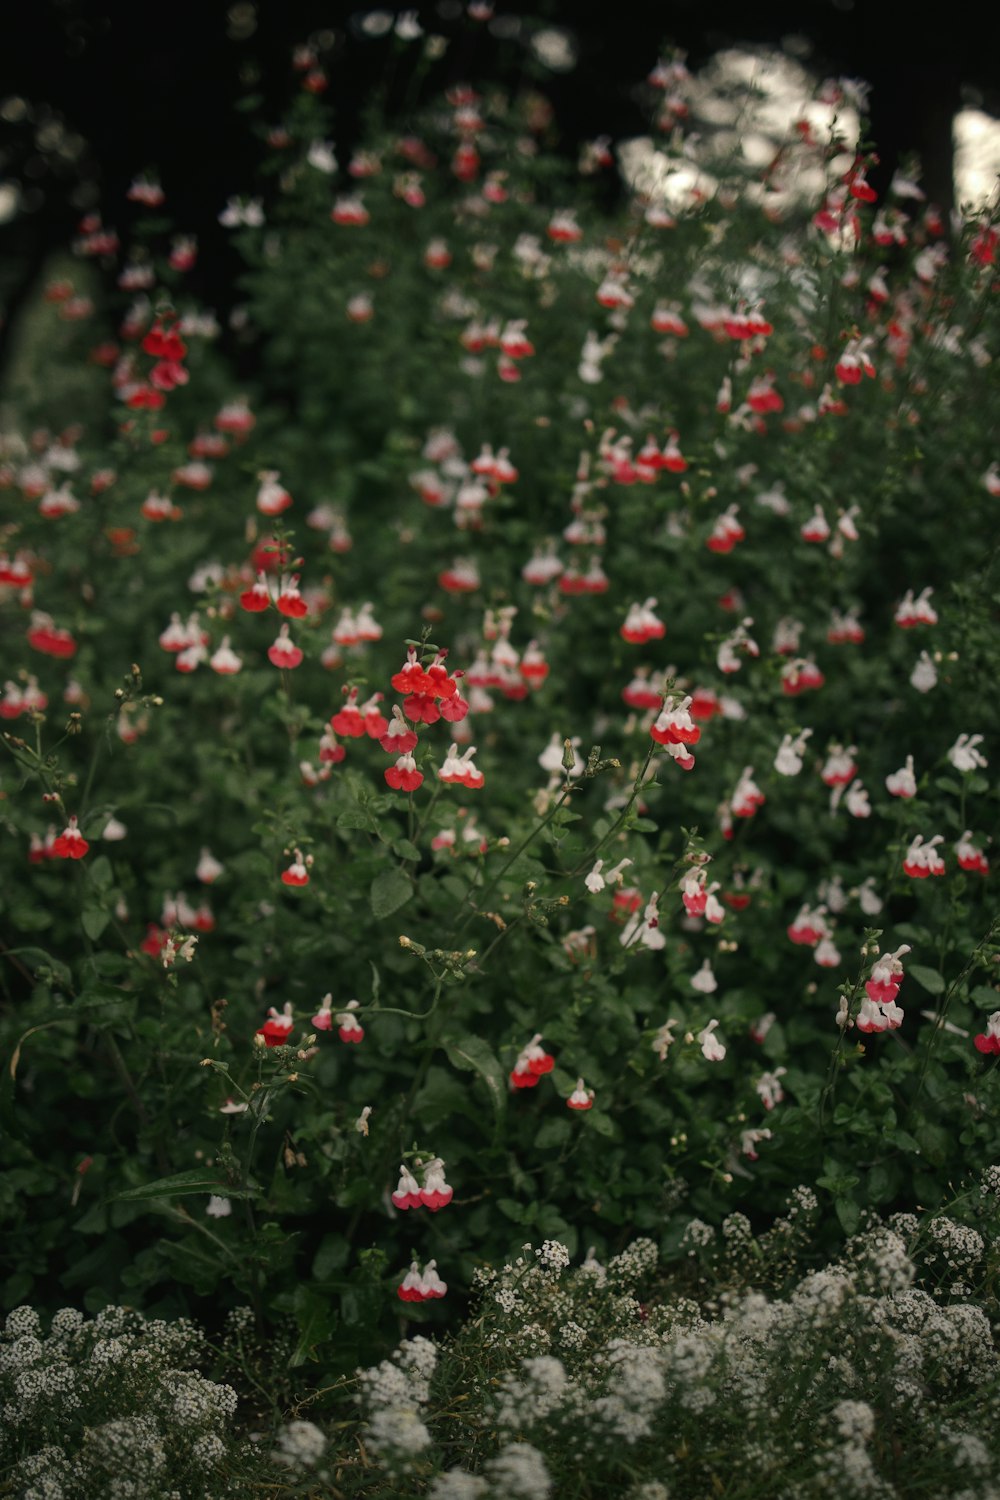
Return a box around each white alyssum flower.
[485,1441,552,1499]
[275,1419,328,1468]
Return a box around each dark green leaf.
[112,1169,260,1202]
[370,868,413,919]
[445,1035,507,1123]
[909,964,946,996]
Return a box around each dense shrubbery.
[1,14,999,1495]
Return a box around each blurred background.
[2,0,999,386]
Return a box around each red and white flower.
[257,1003,294,1046]
[680,869,724,924]
[974,1012,1000,1056]
[256,470,292,516]
[336,999,364,1043]
[731,766,765,819]
[510,1033,554,1089]
[706,504,745,553]
[385,752,423,792]
[787,903,830,947]
[865,944,911,1007]
[210,637,242,675]
[894,587,937,628]
[956,831,989,875]
[620,598,666,644]
[267,624,303,669]
[903,833,946,878]
[281,849,312,887]
[567,1079,594,1111]
[438,744,484,790]
[756,1067,787,1110]
[397,1259,447,1301]
[886,756,917,798]
[52,815,89,860]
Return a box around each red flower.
[256,1004,294,1046]
[276,577,308,618]
[268,625,303,669]
[510,1033,554,1089]
[240,573,271,612]
[331,687,366,737]
[281,849,311,887]
[379,706,419,755]
[51,815,89,859]
[385,753,423,792]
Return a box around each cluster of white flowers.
[357,1336,438,1469]
[0,1305,239,1500]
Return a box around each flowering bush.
[1,16,999,1400]
[0,1302,252,1499]
[345,1178,1000,1499]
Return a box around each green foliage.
[0,19,999,1413]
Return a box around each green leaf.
[445,1035,507,1123]
[289,1285,337,1367]
[88,856,113,892]
[337,806,373,832]
[6,947,71,986]
[312,1234,349,1281]
[535,1115,571,1149]
[392,838,421,861]
[835,1197,860,1235]
[82,908,110,942]
[112,1169,260,1203]
[909,964,946,996]
[370,868,413,919]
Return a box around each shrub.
[0,22,998,1387]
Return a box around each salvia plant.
[0,10,998,1469]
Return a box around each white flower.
[102,816,127,840]
[814,936,841,968]
[275,1420,328,1468]
[857,877,883,915]
[690,959,717,993]
[206,1195,231,1218]
[651,1019,679,1060]
[774,728,812,776]
[307,140,338,173]
[585,859,606,894]
[196,847,224,882]
[697,1019,726,1061]
[948,733,987,773]
[355,1106,372,1136]
[910,650,937,692]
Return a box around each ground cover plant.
[1,13,999,1496]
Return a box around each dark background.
[1,0,998,376]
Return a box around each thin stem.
[452,779,576,937]
[910,916,1000,1115]
[566,737,658,878]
